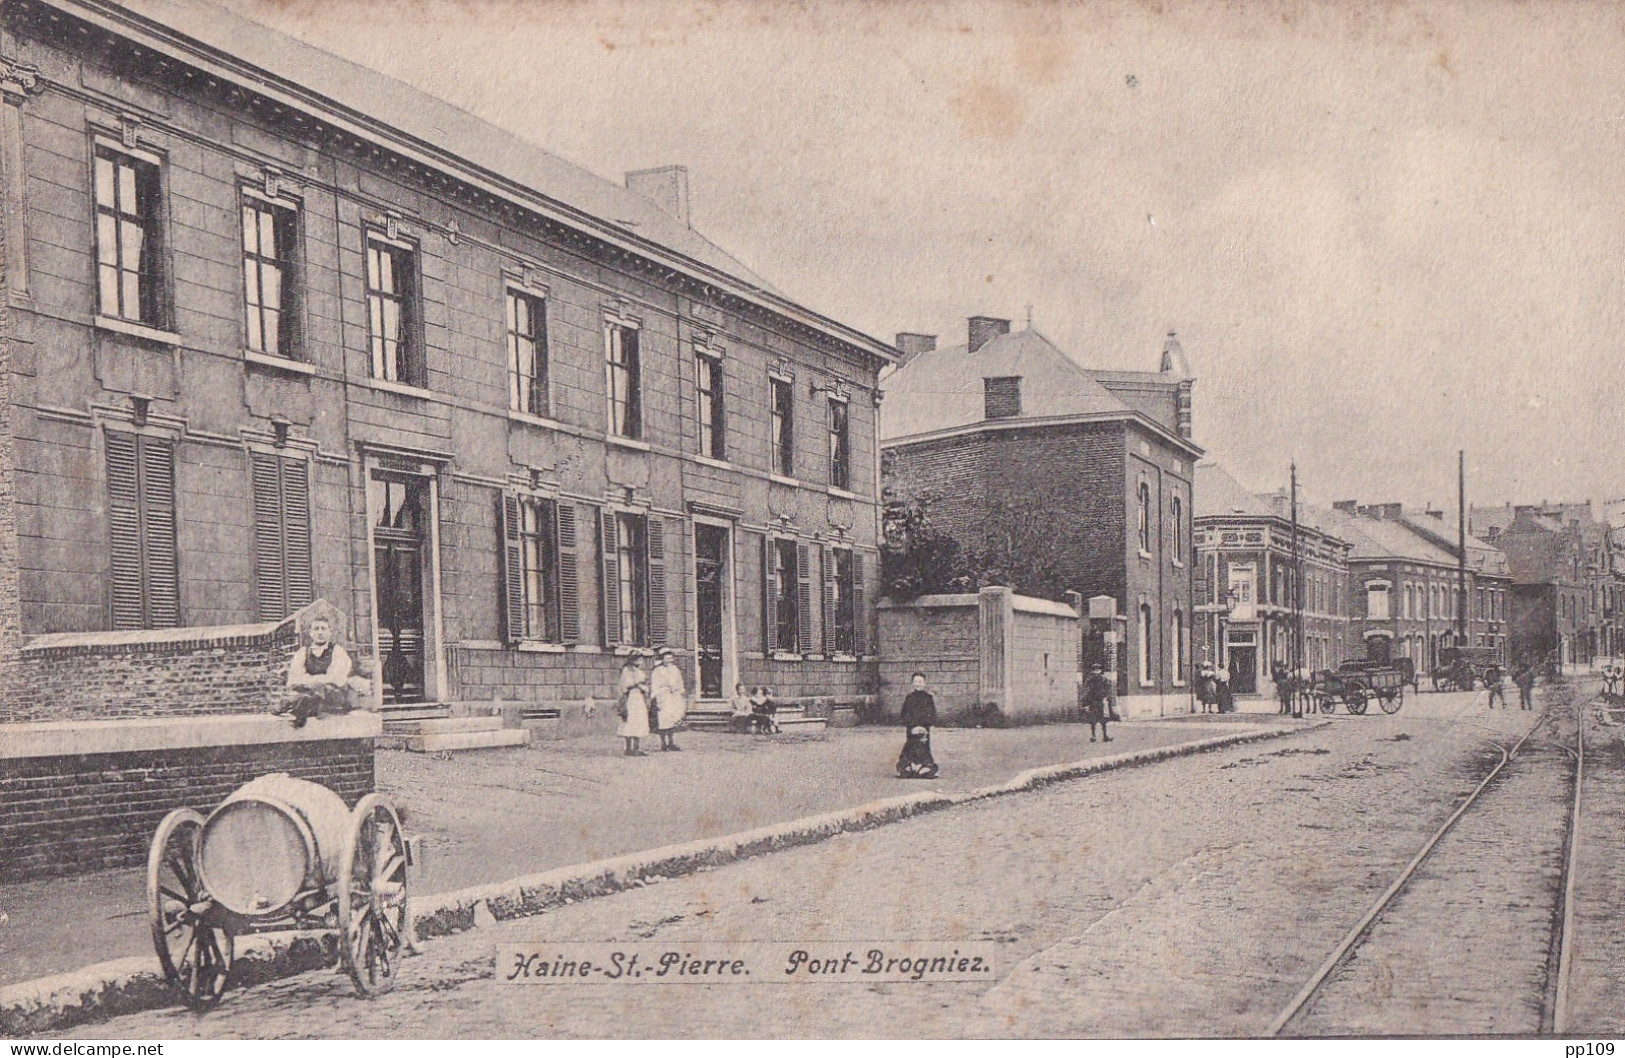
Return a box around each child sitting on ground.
[730,682,755,733]
[749,685,780,734]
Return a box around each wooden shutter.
[499,492,524,644]
[139,435,179,628]
[763,534,777,653]
[822,544,837,656]
[646,516,668,646]
[796,542,813,654]
[282,458,312,612]
[556,502,580,644]
[534,298,551,417]
[106,430,145,630]
[852,551,867,656]
[601,509,621,646]
[251,452,286,620]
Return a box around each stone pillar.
[978,586,1014,715]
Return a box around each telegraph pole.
[1291,461,1303,674]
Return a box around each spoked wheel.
[338,794,409,997]
[1379,689,1403,714]
[1316,694,1336,715]
[1345,690,1370,716]
[148,808,234,1011]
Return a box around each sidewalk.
[0,715,1288,986]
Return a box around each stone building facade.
[881,323,1200,717]
[0,3,890,722]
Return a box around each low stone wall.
[879,588,1081,725]
[0,713,379,883]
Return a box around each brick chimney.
[625,166,690,227]
[895,332,937,368]
[967,316,1010,354]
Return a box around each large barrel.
[197,773,352,917]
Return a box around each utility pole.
[1458,450,1468,645]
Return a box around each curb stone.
[0,720,1316,1036]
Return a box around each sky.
[212,0,1625,510]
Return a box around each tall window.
[95,146,165,326]
[605,322,642,439]
[828,397,850,491]
[1367,582,1390,620]
[1139,603,1154,685]
[507,290,549,417]
[772,538,800,653]
[500,496,580,646]
[250,451,312,621]
[600,511,665,647]
[1137,481,1152,553]
[366,235,420,384]
[770,376,794,476]
[1170,494,1184,560]
[825,546,858,656]
[241,197,298,358]
[696,350,725,459]
[105,430,179,630]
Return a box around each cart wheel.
[1346,690,1370,716]
[148,808,234,1011]
[1316,694,1335,715]
[338,794,409,997]
[1379,689,1403,714]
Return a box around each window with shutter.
[600,507,620,646]
[557,503,581,643]
[852,551,867,656]
[251,451,313,621]
[761,533,776,654]
[822,544,837,656]
[647,517,668,646]
[499,493,525,644]
[614,512,649,646]
[106,430,179,630]
[769,538,799,653]
[796,542,813,654]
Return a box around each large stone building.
[881,322,1200,717]
[0,0,892,874]
[1192,464,1352,695]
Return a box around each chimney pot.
[625,166,691,227]
[967,316,1011,354]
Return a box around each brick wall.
[0,737,373,883]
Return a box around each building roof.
[1311,507,1460,567]
[1194,463,1274,520]
[1397,512,1510,577]
[880,327,1199,452]
[51,0,895,361]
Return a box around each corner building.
[0,0,891,718]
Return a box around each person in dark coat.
[896,672,939,778]
[1484,663,1506,709]
[1514,663,1536,710]
[1081,663,1115,743]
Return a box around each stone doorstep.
[387,716,506,736]
[404,728,531,753]
[0,720,1311,1035]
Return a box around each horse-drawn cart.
[147,773,409,1011]
[1310,662,1407,715]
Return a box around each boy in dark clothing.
[1081,663,1115,742]
[897,672,939,778]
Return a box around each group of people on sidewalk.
[615,648,689,755]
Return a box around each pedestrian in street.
[1272,663,1293,716]
[1514,663,1536,710]
[1196,662,1216,714]
[896,672,940,778]
[1215,662,1234,714]
[1081,662,1115,742]
[616,652,651,756]
[1484,663,1506,709]
[650,646,688,751]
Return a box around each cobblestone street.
[66,688,1595,1039]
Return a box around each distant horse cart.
[1310,660,1408,715]
[147,774,410,1010]
[1432,646,1501,692]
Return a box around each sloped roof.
[70,0,783,297]
[881,328,1195,444]
[1398,513,1510,577]
[1194,463,1274,519]
[1312,507,1459,567]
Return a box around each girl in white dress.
[617,653,651,756]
